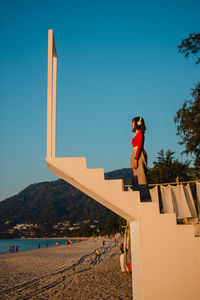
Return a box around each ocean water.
[0,238,76,254]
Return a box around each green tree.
[148,149,193,184]
[177,32,200,64]
[78,223,93,237]
[117,216,127,233]
[62,226,71,237]
[175,33,200,170]
[104,215,119,235]
[194,156,200,178]
[174,83,200,158]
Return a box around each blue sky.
[0,0,199,201]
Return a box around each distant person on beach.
[102,240,105,247]
[130,117,151,202]
[119,243,128,272]
[38,244,40,249]
[94,249,100,262]
[16,245,18,252]
[119,243,124,254]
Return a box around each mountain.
[0,168,132,234]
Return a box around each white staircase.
[45,30,200,300]
[45,157,140,222]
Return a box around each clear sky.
[0,0,199,201]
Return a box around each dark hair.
[132,117,146,133]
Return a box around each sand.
[0,238,132,299]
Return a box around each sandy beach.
[0,238,132,299]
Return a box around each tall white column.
[52,55,57,157]
[47,30,53,158]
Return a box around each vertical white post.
[47,30,53,158]
[52,53,57,157]
[130,220,143,300]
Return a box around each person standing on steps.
[130,117,151,202]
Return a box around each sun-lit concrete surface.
[46,30,200,300]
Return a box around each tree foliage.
[174,83,200,157]
[177,32,200,64]
[148,149,193,184]
[175,33,200,168]
[194,155,200,179]
[104,215,120,235]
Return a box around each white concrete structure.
[45,30,200,300]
